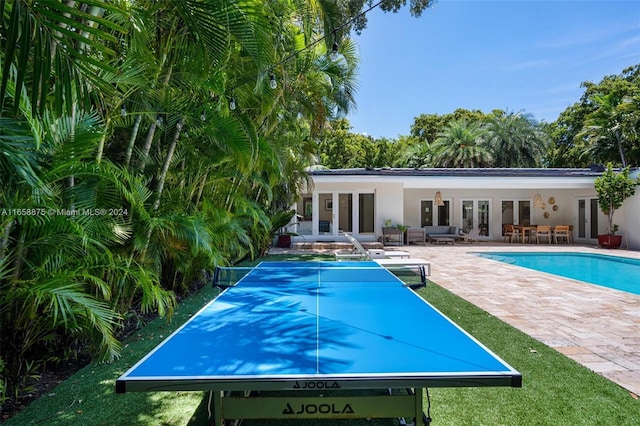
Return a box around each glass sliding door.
[318,193,333,235]
[518,200,531,226]
[461,199,490,236]
[577,197,598,241]
[462,200,474,232]
[501,200,514,237]
[295,194,313,236]
[338,193,353,234]
[437,201,450,226]
[359,193,375,234]
[420,200,434,227]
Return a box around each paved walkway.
[270,242,640,396]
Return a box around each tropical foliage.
[318,109,549,168]
[593,163,639,235]
[547,65,640,167]
[430,119,492,168]
[484,111,548,167]
[0,0,636,415]
[317,64,639,170]
[0,0,366,407]
[316,118,402,168]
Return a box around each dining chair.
[535,225,552,244]
[504,224,518,243]
[553,225,570,244]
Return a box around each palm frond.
[5,274,122,362]
[1,0,128,115]
[0,117,44,188]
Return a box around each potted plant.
[395,223,409,244]
[381,218,393,242]
[594,163,639,249]
[270,209,298,249]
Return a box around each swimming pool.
[474,252,640,295]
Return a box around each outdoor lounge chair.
[459,229,480,243]
[333,247,369,260]
[334,233,410,260]
[335,234,431,277]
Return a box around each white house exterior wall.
[622,170,640,249]
[376,182,404,228]
[403,188,588,239]
[301,180,404,240]
[302,171,640,250]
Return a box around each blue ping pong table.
[116,261,521,425]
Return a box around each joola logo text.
[292,381,340,389]
[282,402,355,415]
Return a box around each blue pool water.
[474,252,640,295]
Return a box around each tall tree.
[547,64,640,167]
[410,108,489,144]
[543,104,591,167]
[578,89,639,167]
[316,118,402,168]
[1,0,362,406]
[395,135,433,168]
[484,110,548,167]
[431,119,492,168]
[342,0,436,33]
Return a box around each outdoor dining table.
[511,225,573,244]
[513,225,537,244]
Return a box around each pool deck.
[269,242,640,396]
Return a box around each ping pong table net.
[212,264,427,290]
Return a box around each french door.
[461,199,490,236]
[576,197,599,242]
[317,192,374,237]
[501,199,532,237]
[420,199,451,227]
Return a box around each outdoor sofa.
[424,226,461,243]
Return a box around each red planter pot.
[597,234,622,249]
[277,234,292,248]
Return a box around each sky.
[346,0,640,139]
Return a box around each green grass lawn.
[5,254,638,425]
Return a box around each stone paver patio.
[270,241,640,396]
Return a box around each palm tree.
[1,0,272,400]
[213,2,360,254]
[616,92,640,166]
[578,92,629,167]
[396,138,434,168]
[0,110,178,397]
[0,1,129,117]
[431,120,492,168]
[484,110,548,167]
[1,0,360,405]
